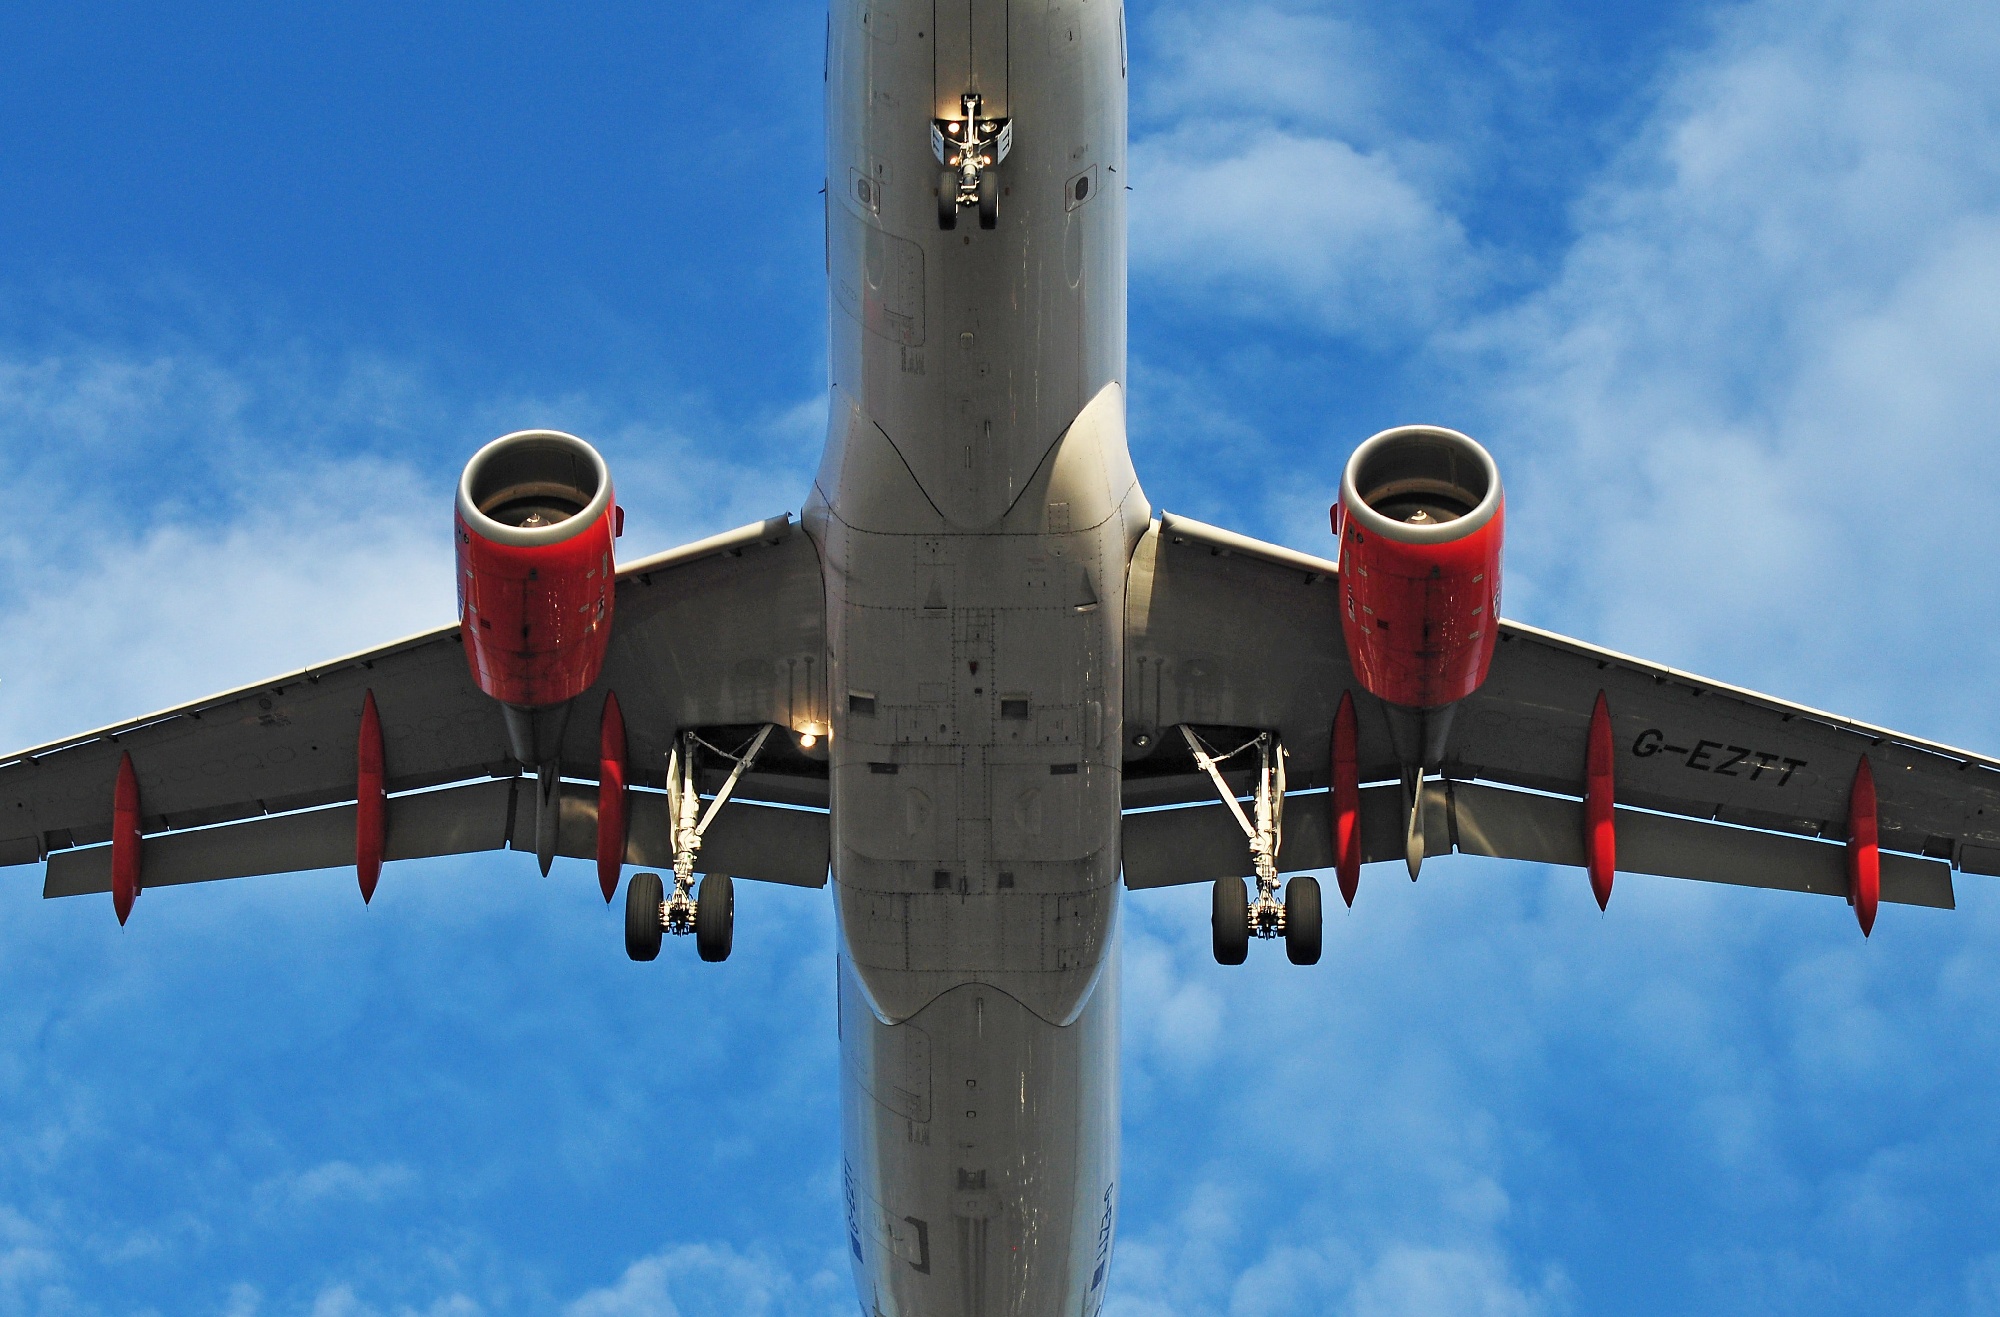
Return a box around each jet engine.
[456,429,618,730]
[1335,424,1503,711]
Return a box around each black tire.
[1211,876,1249,966]
[1285,875,1323,966]
[938,170,958,230]
[977,171,999,229]
[695,873,735,963]
[625,871,663,962]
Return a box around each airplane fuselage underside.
[804,1,1137,1312]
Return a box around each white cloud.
[1133,126,1480,336]
[257,1161,417,1210]
[1473,0,2000,737]
[1127,1,1488,337]
[0,1206,73,1316]
[1344,1246,1571,1317]
[0,319,821,753]
[0,455,448,752]
[302,1286,480,1317]
[562,1243,848,1317]
[1137,5,1393,142]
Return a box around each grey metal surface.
[506,781,829,888]
[1123,519,1382,797]
[572,518,829,786]
[1455,622,2000,864]
[822,2,1131,1312]
[44,779,520,897]
[43,773,832,899]
[7,516,829,887]
[0,627,504,865]
[1122,514,2000,877]
[1123,780,1954,910]
[1123,784,1438,888]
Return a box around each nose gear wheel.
[934,92,1011,230]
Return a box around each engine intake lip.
[1341,424,1501,546]
[457,429,613,548]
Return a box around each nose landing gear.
[934,92,1011,231]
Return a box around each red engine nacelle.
[456,429,618,708]
[1336,425,1504,709]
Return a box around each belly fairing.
[811,383,1145,1027]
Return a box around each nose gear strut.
[934,92,1012,230]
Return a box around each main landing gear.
[624,871,734,962]
[1180,726,1324,966]
[623,725,770,964]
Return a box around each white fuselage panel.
[804,1,1139,1312]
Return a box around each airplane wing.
[0,515,832,905]
[1120,512,1999,912]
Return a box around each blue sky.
[0,0,1997,1313]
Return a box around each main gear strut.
[659,724,771,937]
[1180,726,1323,965]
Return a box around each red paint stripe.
[356,690,386,904]
[1585,691,1616,911]
[1332,692,1361,908]
[596,691,628,903]
[1848,755,1879,937]
[111,752,141,925]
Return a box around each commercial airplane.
[4,3,1997,1315]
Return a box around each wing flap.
[44,779,520,898]
[43,774,831,898]
[1448,780,1953,909]
[507,784,829,889]
[1124,780,1953,909]
[1124,785,1438,889]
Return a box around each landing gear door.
[933,0,1009,120]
